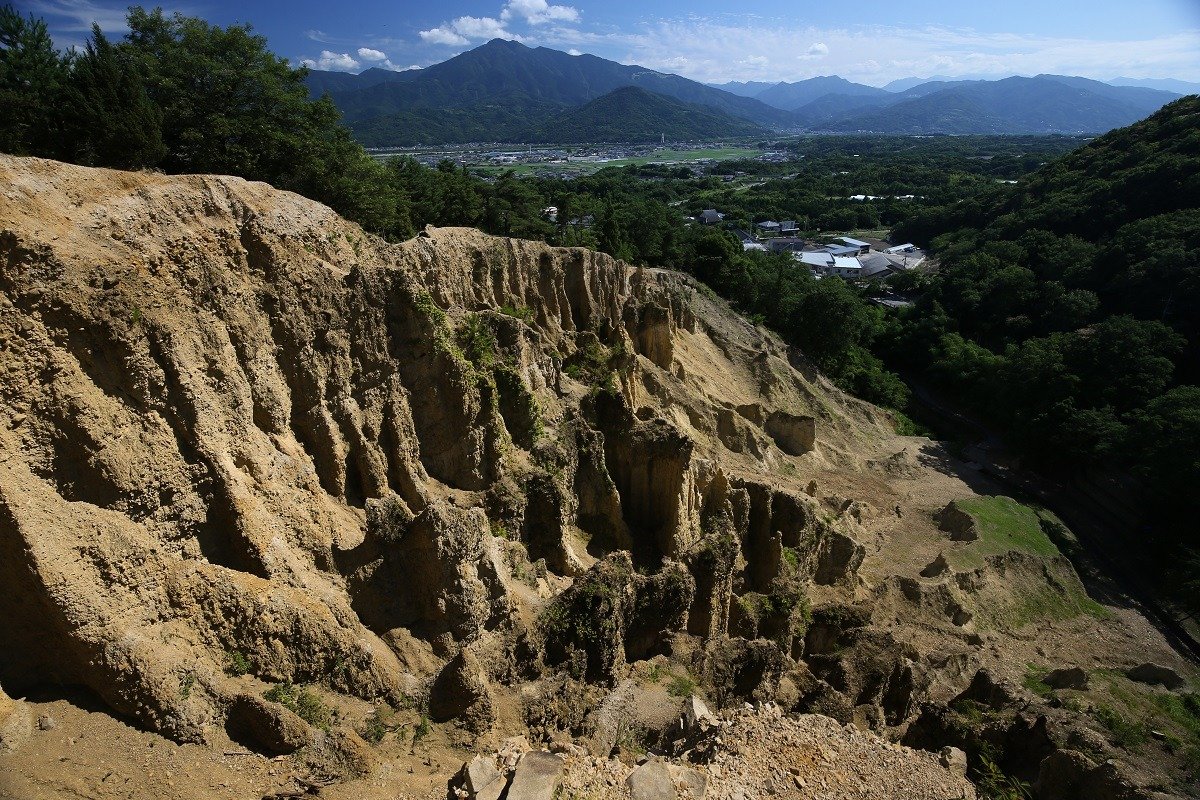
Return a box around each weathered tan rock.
[0,683,31,752]
[1127,662,1185,690]
[430,648,496,732]
[226,694,316,755]
[627,760,676,800]
[936,501,979,541]
[507,751,563,800]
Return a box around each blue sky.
[20,0,1200,85]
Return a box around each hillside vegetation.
[888,96,1200,594]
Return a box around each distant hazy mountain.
[818,75,1181,134]
[310,39,792,145]
[754,76,886,111]
[519,86,767,143]
[304,40,1187,145]
[709,80,778,98]
[882,75,969,92]
[304,66,418,97]
[1108,77,1200,95]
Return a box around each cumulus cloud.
[420,0,580,47]
[567,48,582,56]
[300,50,360,72]
[502,0,580,26]
[565,18,1200,85]
[419,26,470,46]
[357,47,388,61]
[420,15,519,45]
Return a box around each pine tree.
[0,4,68,155]
[69,25,166,169]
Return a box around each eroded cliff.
[0,156,1192,800]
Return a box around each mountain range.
[305,39,1189,145]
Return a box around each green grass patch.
[953,496,1062,561]
[666,673,697,698]
[1022,664,1053,697]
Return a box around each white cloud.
[555,17,1200,85]
[502,0,580,26]
[420,15,519,45]
[357,47,388,61]
[300,50,360,72]
[419,26,469,46]
[567,48,582,56]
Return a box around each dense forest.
[3,5,1197,611]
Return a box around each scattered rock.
[1127,663,1186,690]
[36,714,56,731]
[506,751,563,800]
[1044,667,1090,690]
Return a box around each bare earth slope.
[0,156,1193,799]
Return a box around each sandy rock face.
[0,683,31,752]
[0,156,860,748]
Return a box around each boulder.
[456,755,504,800]
[1127,663,1185,690]
[920,553,951,578]
[506,751,563,800]
[429,648,495,732]
[627,761,676,800]
[936,501,979,542]
[226,694,316,755]
[0,684,32,752]
[682,694,716,731]
[1044,667,1090,690]
[938,746,968,776]
[669,764,708,800]
[764,411,816,456]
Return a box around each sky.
[20,0,1200,86]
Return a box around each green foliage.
[456,314,498,369]
[500,304,535,323]
[1094,704,1151,749]
[974,750,1032,800]
[0,5,68,156]
[361,706,394,744]
[179,671,195,699]
[263,681,333,731]
[665,673,697,698]
[224,650,252,677]
[412,714,432,744]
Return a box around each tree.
[0,4,67,156]
[68,25,166,169]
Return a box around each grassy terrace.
[947,495,1107,626]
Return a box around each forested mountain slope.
[889,96,1200,566]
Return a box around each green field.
[471,146,764,177]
